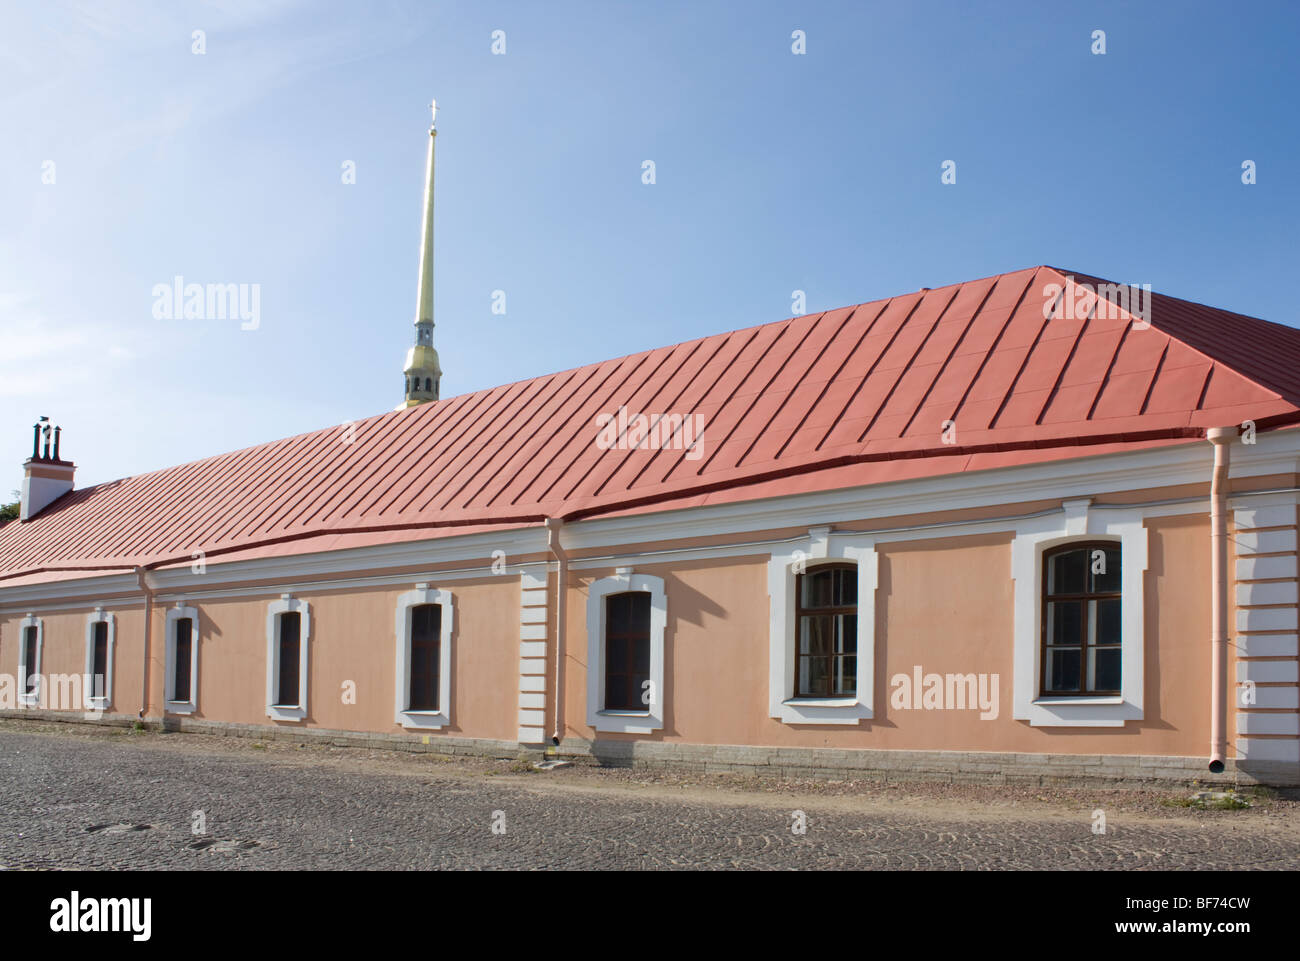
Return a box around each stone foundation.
[3,710,1296,787]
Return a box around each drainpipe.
[134,566,154,722]
[545,518,568,747]
[1207,427,1234,773]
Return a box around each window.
[174,620,192,699]
[18,615,41,705]
[265,596,310,721]
[1041,543,1121,696]
[408,604,441,711]
[92,623,108,686]
[276,613,301,706]
[795,564,858,698]
[585,571,666,734]
[604,592,651,711]
[84,610,115,709]
[23,627,39,695]
[768,531,877,725]
[165,605,199,713]
[394,585,454,729]
[1010,499,1147,727]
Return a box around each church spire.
[401,99,442,408]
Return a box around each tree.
[0,490,19,525]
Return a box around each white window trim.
[586,569,667,734]
[769,529,877,725]
[1011,499,1147,727]
[84,609,115,711]
[164,604,200,715]
[393,584,455,730]
[18,614,42,706]
[265,595,310,722]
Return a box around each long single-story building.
[2,116,1297,785]
[3,263,1299,785]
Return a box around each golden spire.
[402,99,442,408]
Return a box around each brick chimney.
[21,417,75,521]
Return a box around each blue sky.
[2,0,1297,490]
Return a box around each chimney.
[20,417,75,521]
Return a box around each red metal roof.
[3,265,1299,581]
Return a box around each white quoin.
[20,419,75,521]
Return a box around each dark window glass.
[22,626,38,695]
[173,617,193,702]
[1042,544,1122,695]
[92,621,108,698]
[795,565,857,697]
[604,592,651,711]
[276,612,300,707]
[408,604,441,711]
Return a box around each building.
[2,111,1298,786]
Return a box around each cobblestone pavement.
[1,724,1298,870]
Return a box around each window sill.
[165,700,197,715]
[773,697,871,725]
[591,709,662,734]
[1033,696,1124,706]
[267,703,306,722]
[782,697,858,708]
[397,709,448,730]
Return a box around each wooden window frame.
[407,603,442,713]
[603,591,652,712]
[1039,541,1122,697]
[22,625,39,696]
[275,612,302,708]
[172,617,193,703]
[794,563,859,699]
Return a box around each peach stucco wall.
[0,605,147,715]
[0,512,1221,759]
[560,513,1215,757]
[1,577,519,742]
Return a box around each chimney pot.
[20,418,75,520]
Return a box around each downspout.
[134,566,154,722]
[1207,427,1234,773]
[545,518,568,747]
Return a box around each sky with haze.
[2,0,1297,490]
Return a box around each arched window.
[424,377,432,392]
[795,563,858,697]
[1041,543,1121,695]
